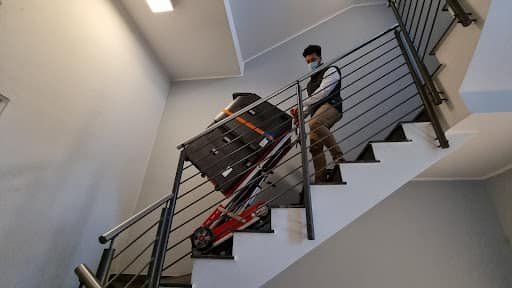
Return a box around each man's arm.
[302,67,340,115]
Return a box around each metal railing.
[75,23,450,288]
[388,0,475,106]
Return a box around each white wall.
[429,0,491,129]
[488,167,512,249]
[460,0,512,113]
[140,3,401,206]
[0,1,169,287]
[138,3,405,275]
[227,0,356,61]
[265,180,512,288]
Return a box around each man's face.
[304,53,321,64]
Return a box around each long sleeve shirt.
[303,66,341,116]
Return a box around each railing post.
[446,0,475,27]
[147,150,185,288]
[295,81,315,240]
[389,0,444,105]
[95,246,115,286]
[394,30,449,148]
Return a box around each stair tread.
[160,274,192,287]
[340,160,380,164]
[312,181,347,186]
[235,228,275,234]
[369,139,412,144]
[191,119,470,287]
[191,254,234,260]
[269,204,305,208]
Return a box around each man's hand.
[290,107,300,127]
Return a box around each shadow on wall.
[0,119,112,287]
[0,93,9,117]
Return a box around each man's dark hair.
[303,45,322,58]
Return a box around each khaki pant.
[309,103,343,182]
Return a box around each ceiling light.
[146,0,174,13]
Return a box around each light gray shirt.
[303,67,341,115]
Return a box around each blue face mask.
[308,60,321,72]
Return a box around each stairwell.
[74,1,485,287]
[191,122,469,287]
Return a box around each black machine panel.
[184,93,292,194]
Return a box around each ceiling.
[418,113,512,180]
[118,0,242,81]
[117,0,378,81]
[227,0,357,62]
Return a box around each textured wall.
[0,1,169,287]
[138,3,402,275]
[488,167,512,250]
[265,180,512,288]
[460,0,512,113]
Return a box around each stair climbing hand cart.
[183,93,293,252]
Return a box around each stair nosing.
[368,139,412,144]
[234,229,275,234]
[340,160,381,164]
[191,254,235,260]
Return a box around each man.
[291,45,344,183]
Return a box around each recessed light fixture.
[146,0,174,13]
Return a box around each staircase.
[192,122,468,288]
[74,1,477,287]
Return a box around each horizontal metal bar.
[177,71,411,204]
[343,46,400,79]
[297,24,399,82]
[180,55,403,185]
[429,17,457,56]
[75,264,102,288]
[180,103,296,182]
[343,105,424,155]
[180,38,399,171]
[343,63,407,102]
[180,103,426,252]
[408,0,420,32]
[177,84,296,149]
[112,220,160,260]
[177,24,399,149]
[162,251,192,272]
[335,93,420,146]
[121,261,151,288]
[390,3,444,105]
[446,0,474,27]
[169,100,424,252]
[422,0,442,60]
[170,101,424,251]
[412,0,427,42]
[339,38,396,71]
[104,240,156,287]
[99,194,172,244]
[170,88,419,231]
[395,29,449,148]
[301,42,399,101]
[166,234,190,252]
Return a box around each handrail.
[389,1,444,105]
[99,193,173,244]
[446,0,474,27]
[75,264,103,288]
[177,24,399,149]
[394,30,449,148]
[98,32,397,240]
[77,18,456,287]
